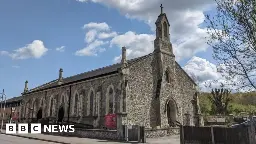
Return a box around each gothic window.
[157,27,162,38]
[155,79,162,99]
[32,100,36,118]
[79,89,85,116]
[89,91,94,116]
[74,93,79,116]
[163,22,168,37]
[114,91,118,113]
[95,94,98,115]
[123,80,128,112]
[109,88,114,114]
[165,69,170,83]
[49,97,54,116]
[60,95,65,106]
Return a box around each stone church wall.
[20,73,122,129]
[175,63,197,125]
[159,54,182,128]
[126,55,155,128]
[125,52,197,129]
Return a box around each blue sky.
[0,0,218,98]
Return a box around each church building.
[17,6,200,132]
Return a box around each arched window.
[109,88,114,114]
[74,93,79,116]
[32,100,37,118]
[79,89,85,116]
[49,97,54,116]
[89,91,94,116]
[165,69,170,83]
[163,22,168,37]
[24,103,28,118]
[60,94,65,106]
[114,93,118,113]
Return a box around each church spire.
[154,4,174,55]
[155,4,170,40]
[160,4,163,14]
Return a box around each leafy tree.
[199,91,256,115]
[199,93,212,115]
[209,88,231,115]
[205,0,256,91]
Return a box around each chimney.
[24,80,28,93]
[58,68,63,85]
[121,47,127,67]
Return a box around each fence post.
[180,125,185,144]
[248,114,256,144]
[141,126,146,143]
[125,125,128,142]
[211,126,215,144]
[137,125,141,143]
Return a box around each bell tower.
[151,4,177,128]
[154,4,174,55]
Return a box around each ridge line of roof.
[26,53,154,94]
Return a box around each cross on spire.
[160,4,163,14]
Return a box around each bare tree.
[205,0,256,91]
[209,88,231,115]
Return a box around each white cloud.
[56,46,65,52]
[183,56,220,83]
[83,22,110,31]
[85,30,98,43]
[98,32,118,39]
[182,56,243,92]
[111,31,155,62]
[0,51,9,56]
[0,40,48,60]
[183,56,222,91]
[77,22,118,56]
[76,0,215,61]
[183,56,256,92]
[75,40,108,56]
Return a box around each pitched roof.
[24,53,196,95]
[175,61,197,86]
[155,13,170,26]
[25,53,154,94]
[0,96,23,104]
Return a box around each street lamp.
[0,89,7,133]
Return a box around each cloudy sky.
[0,0,222,98]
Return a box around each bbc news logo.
[6,123,75,134]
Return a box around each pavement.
[0,134,57,144]
[0,130,180,144]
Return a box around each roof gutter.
[23,70,119,95]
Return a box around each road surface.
[0,133,180,144]
[0,134,57,144]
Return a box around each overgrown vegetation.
[199,91,256,115]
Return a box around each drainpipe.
[67,85,71,125]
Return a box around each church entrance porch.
[165,98,178,127]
